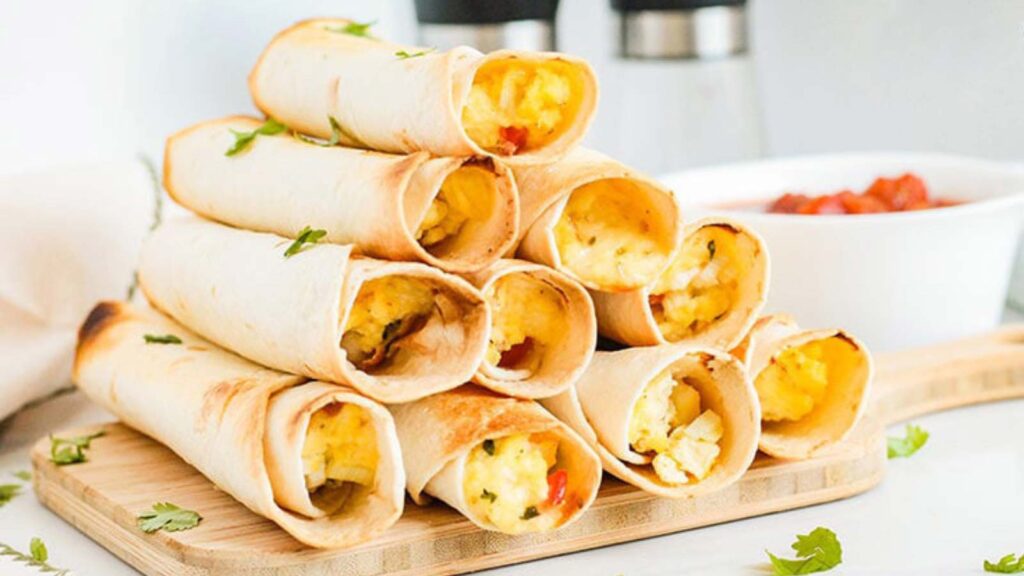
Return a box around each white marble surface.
[1,381,1022,575]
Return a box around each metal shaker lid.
[414,0,559,52]
[613,0,748,60]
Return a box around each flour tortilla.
[249,18,597,165]
[72,301,404,548]
[541,346,760,498]
[138,217,490,404]
[732,315,873,459]
[164,116,519,273]
[592,217,769,349]
[389,386,601,533]
[462,259,595,399]
[512,148,683,291]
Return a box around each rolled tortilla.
[72,301,404,548]
[592,217,769,349]
[462,259,595,399]
[541,346,760,498]
[165,116,519,273]
[249,18,597,165]
[731,315,873,460]
[513,148,683,292]
[138,217,490,404]
[390,386,602,535]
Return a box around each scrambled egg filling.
[629,369,724,484]
[755,340,832,422]
[485,274,567,371]
[552,179,672,291]
[649,227,741,341]
[462,59,582,155]
[464,433,563,533]
[341,276,436,370]
[302,403,379,513]
[416,164,497,249]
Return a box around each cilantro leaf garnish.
[283,226,328,258]
[225,118,287,156]
[49,431,105,466]
[144,333,182,345]
[986,553,1024,573]
[13,470,31,482]
[708,239,717,259]
[395,48,435,60]
[887,423,929,459]
[138,502,203,533]
[0,484,21,508]
[481,489,497,503]
[0,538,69,575]
[325,20,376,38]
[766,527,843,574]
[482,439,495,456]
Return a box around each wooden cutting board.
[30,326,1024,576]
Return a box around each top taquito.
[732,315,873,460]
[513,148,683,292]
[73,301,405,548]
[592,217,769,349]
[138,217,489,404]
[165,116,519,273]
[249,18,597,165]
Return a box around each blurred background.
[2,0,1023,177]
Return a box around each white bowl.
[659,153,1024,352]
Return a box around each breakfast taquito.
[732,315,872,459]
[542,345,760,497]
[249,18,597,165]
[138,217,489,404]
[73,302,404,549]
[462,259,595,399]
[593,217,769,349]
[390,386,601,535]
[165,116,519,273]
[513,148,683,292]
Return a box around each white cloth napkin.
[0,160,157,422]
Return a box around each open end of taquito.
[464,259,595,399]
[265,381,404,529]
[249,19,597,164]
[456,51,598,164]
[542,346,760,498]
[390,386,601,534]
[165,116,518,273]
[72,302,404,548]
[404,156,520,273]
[733,315,873,460]
[592,217,769,349]
[518,170,680,292]
[338,258,491,404]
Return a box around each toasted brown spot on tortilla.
[78,301,123,348]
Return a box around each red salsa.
[768,173,958,215]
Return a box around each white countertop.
[1,382,1022,575]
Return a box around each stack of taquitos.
[63,13,876,550]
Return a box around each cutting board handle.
[873,324,1024,425]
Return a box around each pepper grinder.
[414,0,559,52]
[598,0,764,174]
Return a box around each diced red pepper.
[768,193,811,214]
[545,469,567,507]
[798,194,846,215]
[498,338,534,369]
[496,126,529,155]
